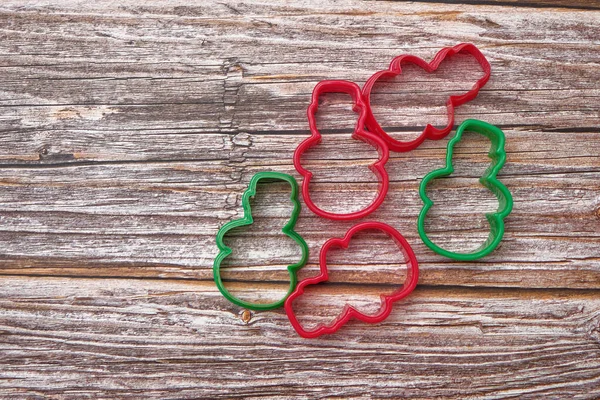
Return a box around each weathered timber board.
[0,0,599,398]
[0,3,600,287]
[1,276,600,398]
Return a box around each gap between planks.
[2,273,600,295]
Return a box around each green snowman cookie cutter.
[418,119,513,261]
[214,171,309,310]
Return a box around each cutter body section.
[362,43,491,152]
[417,119,513,261]
[214,171,309,310]
[293,80,390,221]
[284,221,419,338]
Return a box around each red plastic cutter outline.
[362,43,491,152]
[284,221,419,338]
[293,80,390,221]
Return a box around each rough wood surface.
[0,0,599,398]
[2,276,600,399]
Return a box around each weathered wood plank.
[0,1,597,290]
[0,0,599,397]
[0,276,599,398]
[0,3,598,160]
[0,148,598,287]
[1,64,599,163]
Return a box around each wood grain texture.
[0,0,599,397]
[1,276,600,399]
[0,1,598,288]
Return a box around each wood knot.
[240,309,252,324]
[595,206,600,219]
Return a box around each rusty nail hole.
[39,147,49,156]
[241,309,252,324]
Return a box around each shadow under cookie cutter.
[362,43,491,152]
[214,171,309,310]
[284,221,419,338]
[293,80,390,221]
[418,119,513,261]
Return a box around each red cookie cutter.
[284,221,419,338]
[293,80,390,220]
[362,43,491,152]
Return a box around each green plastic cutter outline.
[214,171,309,310]
[418,119,513,261]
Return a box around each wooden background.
[0,0,599,398]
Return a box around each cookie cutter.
[214,171,309,310]
[293,80,390,221]
[418,119,513,261]
[362,43,491,152]
[284,221,419,338]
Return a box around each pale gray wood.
[0,152,598,287]
[1,276,600,399]
[0,0,599,398]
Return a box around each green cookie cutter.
[418,119,513,261]
[214,171,309,310]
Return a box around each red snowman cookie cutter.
[362,43,491,152]
[284,221,419,338]
[293,80,390,221]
